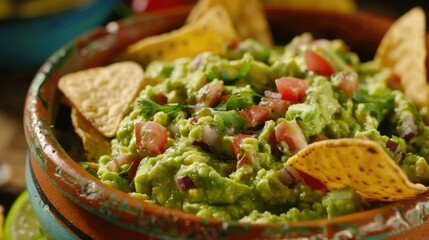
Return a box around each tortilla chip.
[71,108,111,162]
[286,139,427,201]
[58,61,145,137]
[119,6,238,66]
[187,0,272,46]
[374,7,429,109]
[262,0,356,13]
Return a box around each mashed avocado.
[93,34,429,223]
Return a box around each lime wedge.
[4,191,49,240]
[1,205,4,240]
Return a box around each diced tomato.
[267,130,283,157]
[237,155,253,168]
[264,90,282,99]
[227,38,240,50]
[259,97,291,115]
[247,106,271,124]
[274,120,308,154]
[268,130,278,148]
[305,50,334,76]
[339,79,359,95]
[106,155,140,181]
[218,94,231,104]
[387,72,402,90]
[239,105,271,127]
[275,77,307,103]
[126,157,140,181]
[238,111,252,128]
[135,121,168,156]
[297,170,326,190]
[231,134,251,155]
[196,81,224,107]
[336,71,359,95]
[153,93,168,105]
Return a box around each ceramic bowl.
[23,4,429,239]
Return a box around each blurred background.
[0,0,428,221]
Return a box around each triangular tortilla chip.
[262,0,356,13]
[71,108,111,162]
[374,7,429,109]
[187,0,272,46]
[58,61,145,137]
[286,139,427,201]
[119,6,238,66]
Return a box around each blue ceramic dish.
[26,157,75,240]
[0,0,118,72]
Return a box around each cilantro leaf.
[213,111,246,133]
[206,72,218,81]
[352,90,395,122]
[225,90,261,110]
[237,58,252,79]
[138,98,185,118]
[79,162,98,178]
[215,88,262,111]
[118,164,132,178]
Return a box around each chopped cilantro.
[352,90,395,122]
[79,162,98,178]
[118,164,132,178]
[138,98,185,118]
[213,110,246,133]
[224,90,261,110]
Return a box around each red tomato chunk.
[275,77,307,103]
[274,120,308,154]
[239,105,271,127]
[135,121,168,156]
[305,50,334,76]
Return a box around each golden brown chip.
[119,6,238,66]
[261,0,356,13]
[187,0,272,46]
[58,61,145,137]
[286,139,427,201]
[71,108,111,162]
[375,7,429,109]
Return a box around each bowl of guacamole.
[23,2,429,239]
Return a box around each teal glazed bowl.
[23,4,429,239]
[0,0,118,72]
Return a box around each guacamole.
[93,34,429,223]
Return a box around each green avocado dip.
[88,33,429,223]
